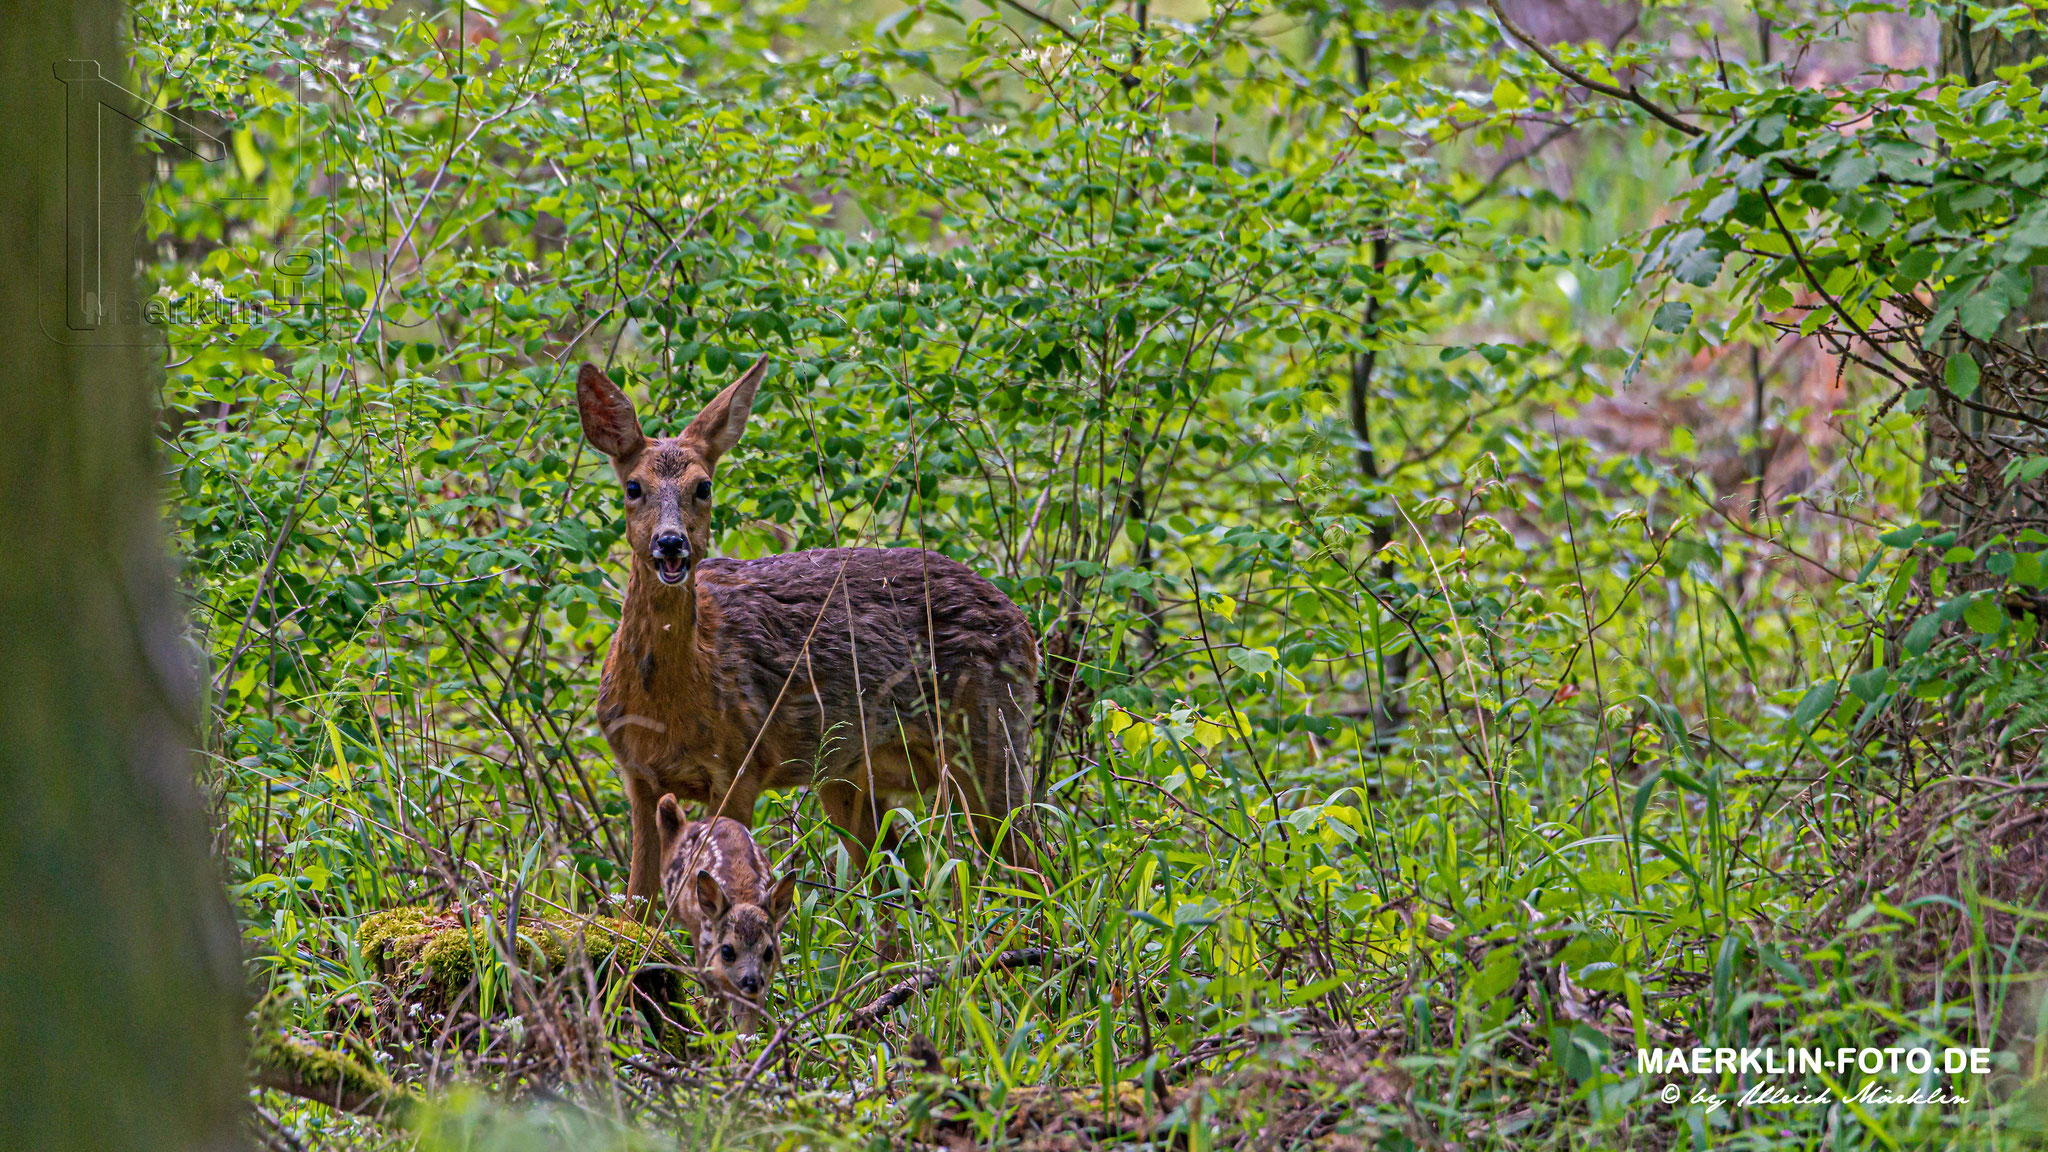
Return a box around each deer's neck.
[615,560,705,703]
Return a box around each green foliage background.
[134,0,2048,1146]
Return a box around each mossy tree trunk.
[0,0,247,1146]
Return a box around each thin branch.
[1484,0,1701,138]
[846,948,1083,1033]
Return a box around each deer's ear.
[577,363,646,459]
[679,355,768,467]
[767,872,799,927]
[695,869,730,920]
[656,794,685,850]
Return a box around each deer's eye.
[625,481,643,500]
[763,946,774,963]
[694,480,712,501]
[720,944,737,963]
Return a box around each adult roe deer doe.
[575,357,1040,915]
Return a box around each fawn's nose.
[738,974,762,996]
[653,532,689,558]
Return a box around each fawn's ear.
[767,872,799,928]
[655,794,685,852]
[576,363,646,459]
[695,869,730,921]
[679,355,768,467]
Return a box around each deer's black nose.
[653,532,688,557]
[738,974,761,995]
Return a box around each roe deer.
[656,797,796,1035]
[575,357,1040,916]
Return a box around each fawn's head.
[575,357,768,588]
[688,865,798,1007]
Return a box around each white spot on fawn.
[607,714,669,736]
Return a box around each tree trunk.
[1348,35,1413,750]
[1927,17,2048,530]
[0,0,248,1147]
[1941,18,2048,359]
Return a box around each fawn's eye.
[694,479,712,501]
[625,481,642,500]
[720,944,737,963]
[763,946,774,963]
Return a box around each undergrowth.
[139,0,2048,1147]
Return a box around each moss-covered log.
[359,906,685,1008]
[250,1030,414,1119]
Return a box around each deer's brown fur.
[576,358,1040,916]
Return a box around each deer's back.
[695,548,1035,764]
[698,546,1034,684]
[663,815,773,938]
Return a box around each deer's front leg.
[624,772,666,920]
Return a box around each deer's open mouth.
[655,555,690,584]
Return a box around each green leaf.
[1945,352,1981,398]
[1469,947,1520,1002]
[1877,524,1923,548]
[1652,301,1693,332]
[1894,248,1940,283]
[2015,551,2046,589]
[1960,292,2007,339]
[1963,596,2005,635]
[1674,245,1726,287]
[1826,154,1878,192]
[1902,613,1943,656]
[1792,680,1838,729]
[1848,668,1891,702]
[1227,647,1278,675]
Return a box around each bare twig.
[846,948,1083,1033]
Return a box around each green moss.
[574,916,681,967]
[357,906,437,972]
[361,907,678,995]
[416,924,565,989]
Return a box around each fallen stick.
[846,948,1081,1034]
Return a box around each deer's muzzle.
[652,532,691,584]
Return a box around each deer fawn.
[575,356,1040,917]
[656,797,796,1035]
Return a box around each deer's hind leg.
[817,775,910,965]
[817,777,880,879]
[959,678,1041,872]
